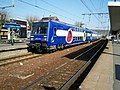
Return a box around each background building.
[10,19,27,38]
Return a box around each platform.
[80,41,115,90]
[0,38,29,51]
[113,43,120,90]
[0,43,28,51]
[0,43,28,60]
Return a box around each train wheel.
[56,45,59,50]
[36,47,42,53]
[27,47,32,52]
[61,44,64,50]
[47,50,53,54]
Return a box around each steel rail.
[0,47,27,53]
[59,40,107,90]
[73,41,101,60]
[0,53,32,61]
[20,57,76,90]
[0,53,42,66]
[20,40,106,90]
[0,40,99,67]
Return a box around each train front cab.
[28,21,49,52]
[28,20,66,52]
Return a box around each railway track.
[19,39,108,90]
[0,40,99,67]
[0,47,27,53]
[0,53,42,66]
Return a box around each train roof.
[33,20,78,28]
[33,20,94,32]
[40,16,59,21]
[3,22,21,29]
[49,20,85,29]
[92,30,98,34]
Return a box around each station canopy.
[108,1,120,35]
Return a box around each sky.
[0,0,110,30]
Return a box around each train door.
[83,31,86,41]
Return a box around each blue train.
[27,20,99,52]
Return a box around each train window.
[76,28,78,32]
[77,28,79,32]
[76,37,77,41]
[76,37,78,40]
[73,37,76,40]
[54,28,57,36]
[31,22,48,35]
[75,28,77,31]
[75,37,77,40]
[80,37,83,40]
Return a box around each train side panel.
[47,21,69,47]
[47,21,85,47]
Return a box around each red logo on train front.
[66,29,73,43]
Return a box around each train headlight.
[44,38,47,41]
[43,38,47,41]
[30,38,34,41]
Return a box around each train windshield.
[31,22,48,35]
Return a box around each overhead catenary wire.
[0,0,15,10]
[0,5,14,9]
[100,0,103,12]
[89,0,98,12]
[79,0,102,24]
[40,0,81,19]
[95,0,105,30]
[17,0,78,22]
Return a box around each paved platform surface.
[0,43,28,60]
[0,43,27,51]
[0,38,29,51]
[113,43,120,90]
[80,41,114,90]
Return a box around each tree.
[74,21,84,28]
[0,10,9,40]
[26,16,41,30]
[0,10,9,29]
